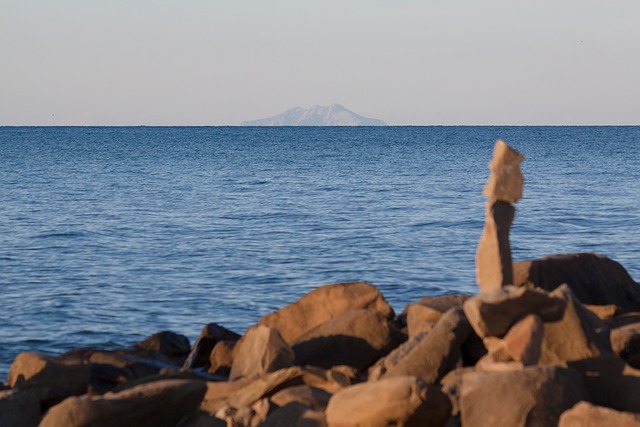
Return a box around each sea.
[1,126,639,378]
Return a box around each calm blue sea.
[1,126,639,378]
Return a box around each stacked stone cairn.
[3,141,640,427]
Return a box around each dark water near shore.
[1,126,639,378]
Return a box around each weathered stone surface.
[258,282,394,343]
[39,379,206,427]
[261,402,327,427]
[8,352,90,408]
[482,140,524,204]
[559,401,640,427]
[540,284,612,364]
[610,322,640,369]
[440,367,475,417]
[230,325,294,380]
[368,332,428,381]
[183,323,241,370]
[208,340,236,377]
[270,385,332,411]
[60,347,177,379]
[403,294,470,338]
[568,355,640,413]
[215,398,270,427]
[381,308,471,383]
[179,411,227,427]
[585,304,620,320]
[134,330,191,366]
[503,314,544,365]
[514,253,640,312]
[460,366,585,427]
[326,375,451,427]
[476,199,516,292]
[0,389,40,427]
[463,285,566,338]
[292,309,402,371]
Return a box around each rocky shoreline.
[3,141,640,426]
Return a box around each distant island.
[241,104,386,126]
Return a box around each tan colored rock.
[381,308,471,383]
[258,282,394,343]
[476,198,516,292]
[326,376,451,427]
[585,304,620,320]
[292,309,402,371]
[463,285,565,338]
[208,340,236,377]
[569,355,640,413]
[261,402,327,427]
[8,352,90,408]
[270,385,332,411]
[183,323,241,370]
[0,389,40,427]
[514,253,640,312]
[503,313,543,365]
[440,367,475,417]
[230,325,294,380]
[482,140,524,204]
[559,401,640,427]
[540,284,612,364]
[403,294,470,338]
[459,366,585,427]
[39,379,206,427]
[368,332,428,381]
[610,321,640,369]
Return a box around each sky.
[2,1,639,125]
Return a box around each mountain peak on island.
[241,104,386,126]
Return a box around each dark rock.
[39,379,206,427]
[610,322,640,369]
[134,330,191,366]
[559,401,640,427]
[326,375,452,427]
[463,285,566,338]
[292,309,403,372]
[0,389,41,427]
[183,323,241,371]
[260,401,327,427]
[230,325,294,380]
[514,253,640,312]
[8,352,90,408]
[270,385,331,411]
[258,282,394,343]
[459,366,585,427]
[179,410,227,427]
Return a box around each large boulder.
[463,285,565,338]
[8,352,90,408]
[539,285,612,364]
[230,325,294,380]
[292,309,403,371]
[133,330,191,366]
[381,308,471,383]
[459,366,585,427]
[326,376,451,427]
[0,389,40,427]
[559,401,640,427]
[183,323,241,370]
[258,282,394,343]
[39,379,206,427]
[402,294,470,338]
[514,253,640,312]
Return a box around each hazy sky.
[2,1,639,125]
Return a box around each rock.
[381,308,471,383]
[368,332,428,381]
[179,411,227,427]
[609,312,640,328]
[183,323,241,370]
[440,367,475,417]
[503,314,544,365]
[326,375,452,427]
[610,322,640,369]
[514,253,640,312]
[462,285,566,338]
[0,389,40,427]
[292,309,403,371]
[60,347,177,379]
[585,304,620,320]
[459,366,585,427]
[215,398,271,427]
[208,340,236,377]
[133,330,191,366]
[39,379,206,427]
[260,401,327,427]
[8,352,90,408]
[230,325,294,380]
[270,385,332,411]
[559,401,640,427]
[540,284,612,364]
[568,354,640,413]
[258,282,394,343]
[476,199,516,292]
[88,362,132,394]
[482,140,524,204]
[403,294,470,338]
